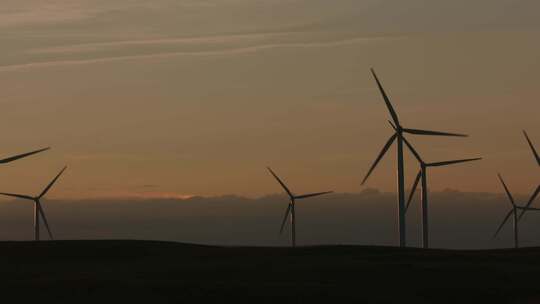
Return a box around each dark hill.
[1,240,539,303]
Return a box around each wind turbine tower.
[363,69,468,247]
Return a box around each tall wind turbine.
[523,130,539,167]
[400,132,481,248]
[267,167,332,247]
[494,174,540,248]
[362,68,468,247]
[0,147,49,165]
[0,166,67,241]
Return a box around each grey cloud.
[0,189,538,249]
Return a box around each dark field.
[1,240,540,303]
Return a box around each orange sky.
[0,0,538,199]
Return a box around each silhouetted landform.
[1,240,540,303]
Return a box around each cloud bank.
[1,189,539,249]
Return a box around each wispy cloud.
[0,35,403,72]
[0,1,105,27]
[58,187,194,200]
[27,32,295,55]
[93,191,195,200]
[0,1,177,28]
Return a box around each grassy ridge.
[1,240,539,303]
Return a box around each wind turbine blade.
[370,68,400,126]
[497,174,516,206]
[267,167,293,198]
[0,192,34,200]
[361,134,397,185]
[493,209,513,239]
[406,170,422,212]
[523,130,540,166]
[427,158,482,167]
[401,135,423,163]
[518,185,540,221]
[0,147,50,164]
[402,128,468,137]
[37,201,53,240]
[295,191,333,200]
[279,204,292,235]
[38,166,67,199]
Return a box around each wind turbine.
[267,167,332,247]
[523,130,539,167]
[518,130,540,220]
[0,166,67,241]
[399,130,481,248]
[0,147,49,165]
[362,68,468,247]
[494,174,540,248]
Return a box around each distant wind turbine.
[523,130,539,167]
[519,130,540,221]
[267,167,332,247]
[494,174,540,248]
[399,128,481,248]
[362,68,468,247]
[0,166,67,241]
[517,185,540,222]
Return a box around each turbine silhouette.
[493,174,540,248]
[362,68,468,247]
[399,128,481,248]
[0,166,67,241]
[267,167,332,247]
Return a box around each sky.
[0,0,538,200]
